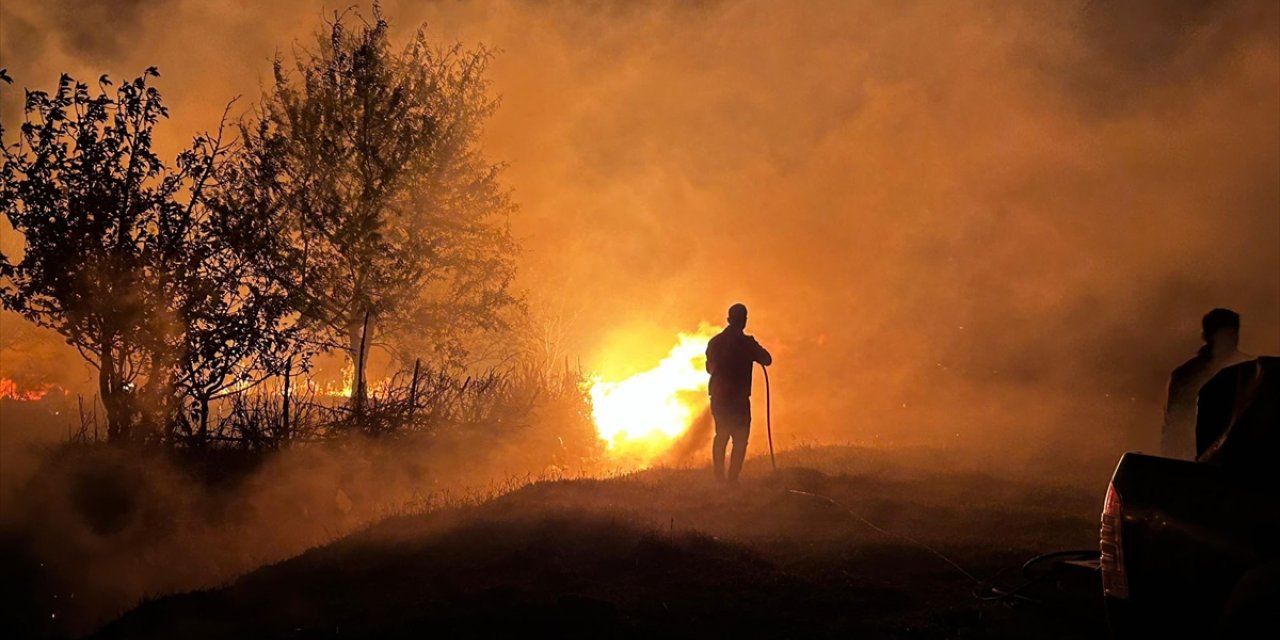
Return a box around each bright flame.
[325,364,356,398]
[0,378,53,401]
[589,325,717,462]
[307,364,390,399]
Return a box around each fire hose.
[788,488,1099,607]
[761,363,775,472]
[755,363,1099,613]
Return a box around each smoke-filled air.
[1,1,1277,638]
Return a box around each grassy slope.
[94,446,1109,639]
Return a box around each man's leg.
[711,396,732,481]
[711,401,729,481]
[727,397,752,483]
[712,429,729,481]
[727,427,749,483]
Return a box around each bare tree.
[239,6,519,415]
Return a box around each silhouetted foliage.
[0,71,302,442]
[236,5,519,413]
[1,6,529,447]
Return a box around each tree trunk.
[409,358,421,418]
[99,347,131,442]
[347,311,372,418]
[139,357,175,443]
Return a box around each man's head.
[727,303,748,330]
[1201,308,1241,347]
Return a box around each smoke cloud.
[3,0,1278,459]
[1,3,1277,635]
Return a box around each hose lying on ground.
[764,366,1099,609]
[785,488,1099,607]
[972,549,1100,604]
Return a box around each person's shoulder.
[1171,354,1211,379]
[1224,350,1253,366]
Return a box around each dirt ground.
[87,446,1111,639]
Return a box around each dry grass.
[90,445,1108,639]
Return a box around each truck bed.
[1104,452,1280,636]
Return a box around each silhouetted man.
[706,303,772,484]
[1162,308,1251,460]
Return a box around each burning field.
[1,0,1278,638]
[0,322,1115,639]
[0,379,53,402]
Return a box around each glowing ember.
[589,325,717,461]
[0,378,53,401]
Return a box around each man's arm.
[752,337,773,366]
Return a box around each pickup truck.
[1101,356,1279,637]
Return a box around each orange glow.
[308,364,390,399]
[0,378,53,401]
[589,325,717,463]
[323,364,357,398]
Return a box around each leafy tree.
[239,6,518,415]
[164,129,305,444]
[0,70,301,442]
[1,69,179,440]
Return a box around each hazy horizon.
[3,0,1278,459]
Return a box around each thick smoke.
[3,0,1278,460]
[1,2,1276,634]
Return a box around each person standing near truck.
[706,303,772,484]
[1162,308,1251,460]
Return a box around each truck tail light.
[1100,482,1129,599]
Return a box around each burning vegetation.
[0,12,620,631]
[0,378,52,402]
[589,325,717,464]
[0,9,520,449]
[0,0,1276,638]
